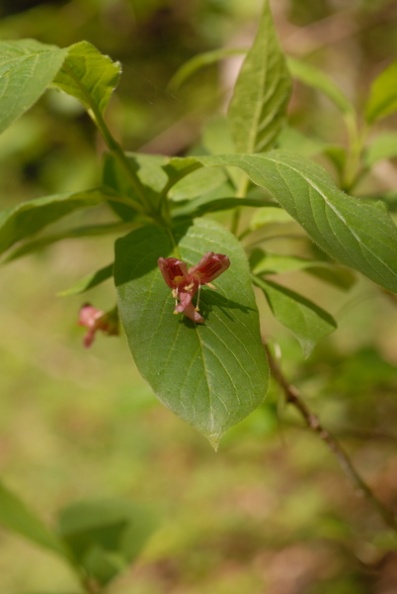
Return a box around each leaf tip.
[206,433,222,451]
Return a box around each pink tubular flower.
[158,252,230,324]
[78,303,119,348]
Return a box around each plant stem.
[90,108,147,209]
[61,64,147,214]
[264,342,397,533]
[342,114,368,193]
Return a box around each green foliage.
[365,60,397,124]
[0,481,158,591]
[0,190,108,256]
[228,0,292,153]
[57,499,157,587]
[0,39,67,134]
[1,1,397,590]
[189,152,397,293]
[364,132,397,167]
[0,481,65,557]
[253,277,337,356]
[287,57,354,116]
[52,41,121,118]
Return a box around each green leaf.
[168,167,227,201]
[249,249,356,289]
[306,265,356,290]
[0,480,65,557]
[228,0,291,153]
[58,263,113,296]
[172,195,273,220]
[52,41,121,116]
[365,61,397,124]
[253,277,337,356]
[202,116,236,156]
[115,218,269,445]
[364,132,397,167]
[103,152,169,220]
[277,126,327,157]
[0,39,67,134]
[202,116,244,189]
[162,157,202,189]
[361,191,397,213]
[249,206,295,229]
[0,189,108,256]
[186,151,397,293]
[287,57,354,116]
[250,250,323,275]
[5,222,133,263]
[57,499,157,587]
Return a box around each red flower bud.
[78,304,119,348]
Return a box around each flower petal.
[158,257,189,288]
[189,252,230,284]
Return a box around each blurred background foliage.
[1,0,397,592]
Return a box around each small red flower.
[78,303,119,348]
[158,252,230,324]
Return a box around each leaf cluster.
[0,1,396,447]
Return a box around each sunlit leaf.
[53,41,121,116]
[176,151,397,293]
[249,249,356,289]
[169,167,226,201]
[0,189,108,256]
[364,132,397,167]
[5,222,131,262]
[277,127,327,157]
[228,0,291,153]
[0,39,67,134]
[115,218,269,445]
[250,250,323,275]
[250,206,295,229]
[254,277,337,356]
[365,61,397,124]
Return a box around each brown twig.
[264,342,397,533]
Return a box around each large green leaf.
[0,189,107,255]
[227,0,291,153]
[53,41,121,116]
[57,499,157,587]
[0,39,67,134]
[0,481,65,557]
[179,151,397,293]
[253,277,337,356]
[365,61,397,125]
[115,218,268,445]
